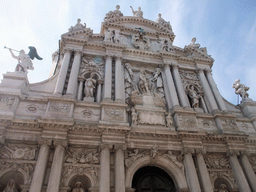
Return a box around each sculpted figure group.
[232,79,249,99]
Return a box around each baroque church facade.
[0,5,256,192]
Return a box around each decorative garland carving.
[162,151,184,174]
[65,148,99,164]
[205,155,231,169]
[0,145,37,160]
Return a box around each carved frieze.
[0,96,15,110]
[198,119,217,130]
[0,145,36,160]
[48,101,71,114]
[178,115,198,127]
[205,155,231,169]
[221,118,238,130]
[105,108,124,121]
[65,148,99,164]
[138,110,165,126]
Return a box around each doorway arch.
[125,155,188,190]
[132,166,176,192]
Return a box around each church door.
[132,166,176,192]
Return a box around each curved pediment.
[102,16,174,37]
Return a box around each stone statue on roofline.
[156,14,172,30]
[5,46,43,73]
[104,5,123,21]
[232,79,249,99]
[130,6,143,18]
[69,19,86,32]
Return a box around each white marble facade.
[0,5,256,192]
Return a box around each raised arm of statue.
[130,6,135,15]
[9,49,19,60]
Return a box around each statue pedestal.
[0,72,29,95]
[83,97,94,102]
[131,93,170,128]
[239,98,256,128]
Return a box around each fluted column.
[115,145,126,192]
[54,50,72,94]
[104,55,112,100]
[29,140,51,192]
[240,152,256,192]
[96,80,103,102]
[205,70,227,111]
[115,57,124,101]
[66,51,82,96]
[195,150,213,192]
[171,64,190,107]
[183,149,201,192]
[228,150,251,192]
[163,64,179,108]
[77,79,84,100]
[100,144,111,192]
[197,69,218,112]
[46,140,66,192]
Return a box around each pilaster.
[227,150,251,192]
[46,140,67,192]
[54,49,72,95]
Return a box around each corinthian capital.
[38,139,52,147]
[114,144,126,151]
[99,143,113,151]
[227,149,240,157]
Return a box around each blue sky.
[1,0,256,105]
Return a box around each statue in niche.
[218,184,229,192]
[72,181,85,192]
[139,69,150,93]
[84,74,96,98]
[130,6,143,18]
[166,113,173,127]
[113,30,121,43]
[124,63,138,103]
[188,37,200,48]
[69,19,86,32]
[151,68,163,94]
[232,79,249,99]
[104,29,114,43]
[3,179,18,192]
[131,107,138,125]
[187,85,200,108]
